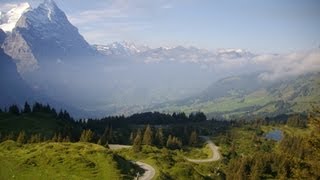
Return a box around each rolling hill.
[151,73,320,119]
[0,141,140,179]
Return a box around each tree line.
[1,102,74,122]
[0,102,206,149]
[130,124,199,151]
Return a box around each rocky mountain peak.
[2,0,97,74]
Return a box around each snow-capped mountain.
[94,41,254,64]
[2,0,98,74]
[93,41,149,57]
[0,3,30,32]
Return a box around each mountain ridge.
[94,41,254,64]
[2,0,99,74]
[148,73,320,119]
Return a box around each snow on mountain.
[2,0,98,74]
[0,0,255,71]
[0,3,30,32]
[93,41,149,57]
[94,42,254,64]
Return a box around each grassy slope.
[182,144,212,159]
[0,141,139,180]
[155,73,320,119]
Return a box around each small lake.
[265,129,283,141]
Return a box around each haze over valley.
[0,1,319,179]
[0,0,319,118]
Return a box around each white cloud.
[193,49,320,81]
[254,49,320,81]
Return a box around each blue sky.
[1,0,320,53]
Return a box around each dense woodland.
[0,102,208,149]
[0,102,319,179]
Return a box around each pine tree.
[9,105,20,115]
[29,134,36,143]
[51,108,57,117]
[133,129,142,152]
[108,126,113,143]
[99,127,109,146]
[23,102,31,113]
[142,124,153,145]
[32,102,42,113]
[166,135,182,149]
[79,130,94,142]
[97,138,102,145]
[62,136,70,142]
[36,134,41,143]
[189,130,198,146]
[79,130,86,142]
[129,132,135,144]
[172,136,182,149]
[52,133,58,142]
[58,110,64,119]
[29,134,41,143]
[166,135,173,148]
[16,131,26,144]
[5,132,14,141]
[57,133,63,142]
[155,128,165,147]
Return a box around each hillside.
[0,141,140,179]
[0,101,319,179]
[151,73,320,119]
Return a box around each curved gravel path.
[185,136,221,163]
[109,144,155,180]
[134,161,155,180]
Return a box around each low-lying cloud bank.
[189,48,320,81]
[252,49,320,81]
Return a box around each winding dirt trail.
[109,144,155,180]
[109,135,221,179]
[185,136,221,163]
[134,161,156,180]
